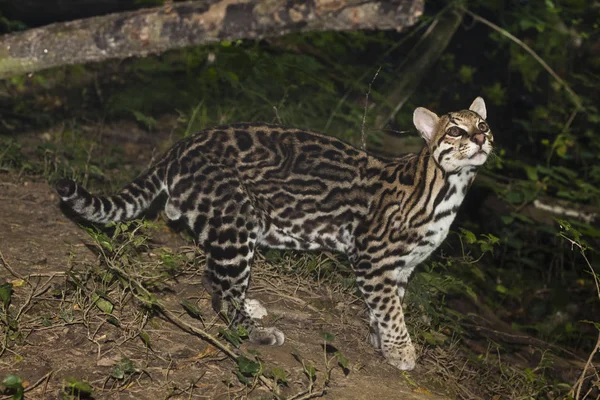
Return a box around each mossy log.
[0,0,423,80]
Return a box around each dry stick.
[461,8,583,111]
[24,370,55,395]
[287,388,328,400]
[159,304,279,392]
[0,250,26,282]
[561,234,600,399]
[573,332,600,400]
[105,263,278,393]
[361,66,382,151]
[273,106,283,125]
[563,240,600,399]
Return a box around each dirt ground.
[0,177,449,399]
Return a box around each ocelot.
[56,97,492,370]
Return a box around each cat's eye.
[478,122,488,132]
[446,127,464,137]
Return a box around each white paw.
[245,298,268,319]
[369,331,381,349]
[384,344,416,371]
[249,327,285,346]
[164,201,182,220]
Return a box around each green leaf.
[268,367,288,384]
[335,351,349,369]
[495,284,508,294]
[181,299,203,319]
[66,272,85,290]
[459,228,477,244]
[524,165,539,181]
[320,332,335,342]
[2,374,23,388]
[424,330,448,345]
[139,331,151,348]
[304,364,317,381]
[92,292,114,314]
[235,370,250,385]
[458,65,475,83]
[111,358,137,380]
[219,328,241,348]
[99,240,113,251]
[64,376,93,394]
[504,190,524,204]
[236,325,249,338]
[1,374,24,400]
[111,366,125,380]
[501,215,515,225]
[470,265,485,281]
[237,355,261,376]
[0,282,13,309]
[131,110,157,130]
[511,212,534,224]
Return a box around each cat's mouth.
[469,150,488,159]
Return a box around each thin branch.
[0,250,26,282]
[461,7,583,110]
[572,332,600,400]
[560,237,600,400]
[287,388,328,400]
[361,66,382,151]
[105,262,278,393]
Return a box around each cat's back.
[181,123,380,182]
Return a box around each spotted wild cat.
[56,97,493,370]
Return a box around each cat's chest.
[396,175,469,268]
[419,215,454,255]
[399,217,454,269]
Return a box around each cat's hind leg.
[200,185,284,346]
[203,219,284,345]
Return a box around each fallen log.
[0,0,424,80]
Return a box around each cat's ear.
[413,107,440,144]
[469,97,487,119]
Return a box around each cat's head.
[413,97,493,172]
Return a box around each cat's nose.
[471,133,485,147]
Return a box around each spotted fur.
[56,97,493,370]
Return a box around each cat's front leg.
[355,263,416,370]
[369,290,416,370]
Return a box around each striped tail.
[56,167,166,224]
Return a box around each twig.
[361,66,382,151]
[324,2,459,132]
[461,7,583,110]
[287,388,327,400]
[560,237,600,399]
[273,106,283,125]
[0,250,26,282]
[159,308,277,392]
[24,370,55,394]
[105,263,278,393]
[571,332,600,400]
